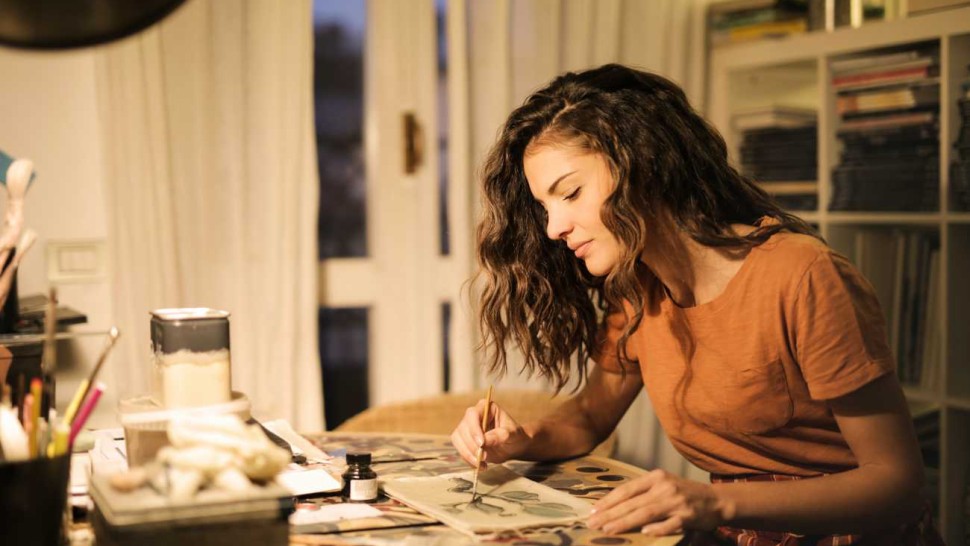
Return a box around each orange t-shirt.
[595,231,895,476]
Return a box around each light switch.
[46,240,106,283]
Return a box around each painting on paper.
[382,465,593,539]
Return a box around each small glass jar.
[342,452,378,502]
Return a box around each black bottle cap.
[347,452,371,465]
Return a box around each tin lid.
[150,308,230,353]
[151,308,230,321]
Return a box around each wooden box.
[89,474,292,546]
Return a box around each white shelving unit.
[707,8,970,544]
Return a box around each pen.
[470,385,493,501]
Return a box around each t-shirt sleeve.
[790,250,895,400]
[592,304,640,374]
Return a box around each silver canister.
[149,308,232,409]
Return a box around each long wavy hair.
[476,64,818,391]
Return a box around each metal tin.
[150,308,230,354]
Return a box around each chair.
[334,389,617,458]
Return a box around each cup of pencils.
[0,374,80,545]
[0,451,71,545]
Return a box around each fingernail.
[589,508,597,514]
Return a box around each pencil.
[28,378,41,458]
[470,385,493,500]
[69,381,105,445]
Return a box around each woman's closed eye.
[564,187,582,201]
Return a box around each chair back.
[335,389,617,458]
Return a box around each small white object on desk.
[289,502,381,527]
[260,419,330,463]
[276,464,342,496]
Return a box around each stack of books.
[708,0,809,47]
[733,106,817,210]
[829,46,941,212]
[950,65,970,211]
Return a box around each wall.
[0,46,118,428]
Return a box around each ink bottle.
[342,452,378,502]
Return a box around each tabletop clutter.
[4,299,610,546]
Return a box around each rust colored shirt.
[595,231,895,476]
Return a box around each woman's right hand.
[451,398,531,469]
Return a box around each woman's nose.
[545,207,572,241]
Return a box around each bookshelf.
[707,7,970,544]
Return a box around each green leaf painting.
[498,491,540,501]
[522,504,575,518]
[382,465,593,536]
[448,477,472,493]
[468,498,504,515]
[440,488,577,519]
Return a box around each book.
[907,0,970,15]
[832,57,936,78]
[839,111,936,132]
[757,180,817,194]
[833,66,939,92]
[710,18,807,45]
[853,229,901,333]
[708,0,808,17]
[919,251,941,391]
[830,49,928,74]
[836,85,939,115]
[710,6,808,30]
[732,106,816,130]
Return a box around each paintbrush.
[38,286,57,420]
[64,326,120,426]
[40,286,57,376]
[469,385,493,501]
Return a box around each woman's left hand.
[587,469,735,536]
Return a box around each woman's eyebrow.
[546,170,578,196]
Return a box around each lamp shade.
[0,0,186,50]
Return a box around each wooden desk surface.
[292,432,684,546]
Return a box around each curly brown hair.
[476,64,818,391]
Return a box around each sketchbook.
[382,464,593,540]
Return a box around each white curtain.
[457,0,711,479]
[94,0,323,431]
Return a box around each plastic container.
[119,391,251,467]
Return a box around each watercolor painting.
[382,465,592,539]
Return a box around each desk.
[293,432,684,546]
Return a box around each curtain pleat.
[94,0,323,431]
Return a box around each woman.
[450,64,940,544]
